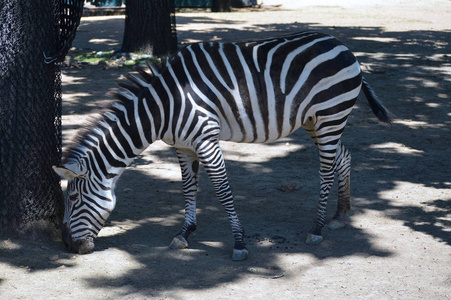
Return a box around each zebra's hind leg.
[304,124,342,245]
[196,140,249,261]
[306,156,336,245]
[328,141,351,231]
[169,148,200,250]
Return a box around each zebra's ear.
[53,163,82,179]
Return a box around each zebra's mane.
[63,60,163,163]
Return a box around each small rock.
[48,254,59,261]
[273,272,285,279]
[277,182,299,192]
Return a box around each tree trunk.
[122,0,177,56]
[0,0,63,238]
[211,0,231,12]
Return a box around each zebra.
[53,31,392,260]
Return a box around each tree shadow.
[84,19,449,295]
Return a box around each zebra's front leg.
[197,140,249,261]
[169,148,200,250]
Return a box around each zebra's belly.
[217,119,302,144]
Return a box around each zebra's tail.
[361,77,393,125]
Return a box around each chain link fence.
[0,0,82,233]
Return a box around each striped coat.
[54,31,391,260]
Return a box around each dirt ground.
[1,0,450,299]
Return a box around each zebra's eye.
[68,193,79,202]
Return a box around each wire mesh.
[0,0,83,231]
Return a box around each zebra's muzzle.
[62,223,95,254]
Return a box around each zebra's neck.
[65,89,165,184]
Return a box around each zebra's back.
[166,31,362,144]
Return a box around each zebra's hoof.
[305,233,323,245]
[232,248,249,261]
[169,235,188,250]
[328,219,346,230]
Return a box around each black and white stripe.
[54,31,391,258]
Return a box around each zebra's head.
[53,160,117,254]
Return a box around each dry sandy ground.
[1,0,450,299]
